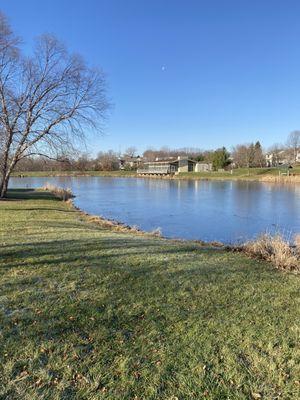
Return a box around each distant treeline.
[13,143,261,172]
[14,131,300,172]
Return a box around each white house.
[265,150,290,167]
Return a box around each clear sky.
[2,1,300,155]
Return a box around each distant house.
[195,162,213,172]
[265,150,289,167]
[137,156,196,175]
[266,149,300,166]
[119,155,142,170]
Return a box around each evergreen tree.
[253,141,265,167]
[212,147,231,170]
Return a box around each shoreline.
[67,198,225,249]
[61,191,299,272]
[11,170,300,184]
[62,195,299,272]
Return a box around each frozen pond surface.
[10,176,300,243]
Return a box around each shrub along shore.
[0,189,300,399]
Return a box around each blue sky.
[2,1,300,155]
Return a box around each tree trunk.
[0,173,9,198]
[0,162,15,198]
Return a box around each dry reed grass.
[243,233,299,272]
[42,183,74,201]
[260,175,300,183]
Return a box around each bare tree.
[232,144,254,168]
[124,146,137,158]
[0,13,109,197]
[96,150,119,171]
[74,153,91,172]
[231,142,266,168]
[143,148,157,161]
[286,131,300,163]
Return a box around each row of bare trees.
[14,149,132,172]
[13,132,300,173]
[142,147,203,162]
[231,141,265,168]
[0,12,109,197]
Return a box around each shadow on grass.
[0,237,216,269]
[4,189,58,201]
[0,233,268,293]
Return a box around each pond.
[9,176,300,243]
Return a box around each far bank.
[12,166,300,183]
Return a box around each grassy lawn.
[0,190,299,399]
[11,170,137,178]
[179,166,300,180]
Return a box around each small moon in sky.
[161,66,166,71]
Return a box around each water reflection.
[9,177,300,243]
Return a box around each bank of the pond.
[68,198,225,248]
[1,190,300,399]
[12,170,137,178]
[12,166,300,183]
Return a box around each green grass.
[179,166,300,180]
[11,170,137,177]
[0,190,299,399]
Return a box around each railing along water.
[137,166,171,175]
